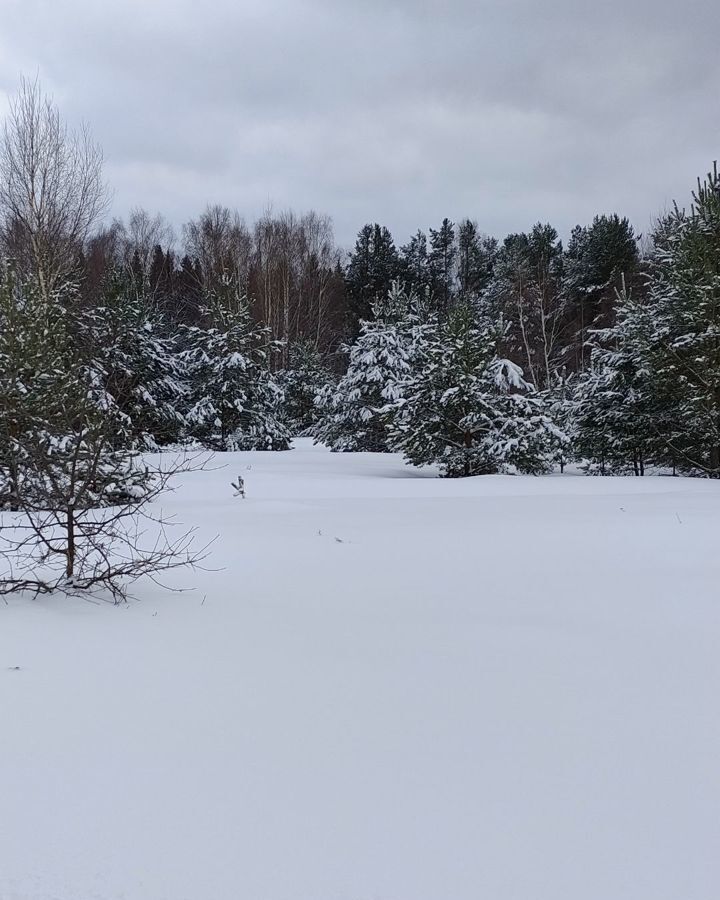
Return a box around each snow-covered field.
[1,438,718,900]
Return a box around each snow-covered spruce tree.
[180,287,290,451]
[313,281,415,452]
[570,280,657,475]
[638,164,720,475]
[0,277,203,600]
[392,303,560,477]
[563,214,639,372]
[75,272,187,449]
[276,341,336,436]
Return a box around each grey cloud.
[0,0,718,247]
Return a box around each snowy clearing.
[1,438,719,900]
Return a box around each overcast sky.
[0,0,718,249]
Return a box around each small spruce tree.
[181,289,290,451]
[393,304,559,477]
[313,282,415,452]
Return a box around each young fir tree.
[313,281,415,452]
[76,272,187,450]
[392,303,559,477]
[638,164,720,475]
[564,214,639,371]
[570,280,656,475]
[0,267,70,508]
[276,341,336,436]
[180,288,290,451]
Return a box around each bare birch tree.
[0,77,109,298]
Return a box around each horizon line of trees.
[0,82,647,382]
[2,77,720,485]
[5,77,718,602]
[77,205,642,379]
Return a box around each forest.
[2,72,720,570]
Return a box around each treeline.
[320,166,720,479]
[75,207,639,385]
[81,207,348,366]
[343,214,641,381]
[2,78,720,486]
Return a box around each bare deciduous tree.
[183,205,252,296]
[251,209,344,361]
[0,77,109,298]
[121,207,175,280]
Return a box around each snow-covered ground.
[1,438,718,900]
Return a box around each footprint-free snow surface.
[1,439,718,900]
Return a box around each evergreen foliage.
[181,290,290,451]
[457,219,496,302]
[564,214,639,370]
[345,224,402,325]
[400,230,432,299]
[276,341,335,436]
[4,131,720,488]
[571,281,656,474]
[314,282,414,452]
[484,224,565,390]
[570,166,720,477]
[0,267,74,507]
[0,270,153,520]
[639,165,720,474]
[428,217,457,314]
[393,304,560,477]
[76,272,186,449]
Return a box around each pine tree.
[149,244,175,305]
[0,266,70,508]
[0,271,204,599]
[400,230,431,298]
[76,272,187,450]
[0,271,143,500]
[544,370,574,473]
[393,304,559,477]
[172,255,203,324]
[564,214,639,371]
[181,289,290,451]
[345,223,402,326]
[571,280,656,475]
[428,218,457,315]
[313,282,414,452]
[637,164,720,475]
[484,224,564,389]
[456,219,496,302]
[277,341,335,435]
